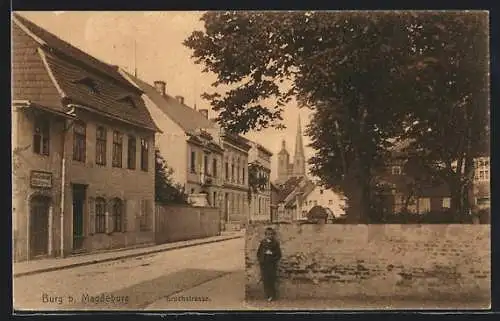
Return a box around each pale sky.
[16,11,315,180]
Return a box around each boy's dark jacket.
[257,238,282,266]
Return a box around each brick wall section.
[155,205,220,244]
[246,224,490,302]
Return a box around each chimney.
[153,81,166,96]
[199,109,208,119]
[175,95,185,104]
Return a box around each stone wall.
[155,204,221,244]
[246,223,490,303]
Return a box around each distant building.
[274,176,307,222]
[270,183,280,222]
[379,139,490,214]
[299,184,346,220]
[276,115,306,184]
[220,132,252,230]
[12,14,159,261]
[274,177,345,222]
[248,142,273,222]
[121,72,225,208]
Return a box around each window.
[76,77,99,94]
[236,164,240,184]
[127,136,136,169]
[314,200,318,206]
[190,151,196,173]
[118,96,137,108]
[475,158,490,182]
[33,116,50,155]
[225,162,229,181]
[112,198,123,232]
[95,198,106,233]
[204,154,209,175]
[73,121,86,162]
[213,192,217,207]
[112,131,123,168]
[140,138,149,171]
[442,197,451,209]
[391,166,402,175]
[328,200,333,205]
[418,198,431,214]
[476,197,490,206]
[320,190,324,195]
[212,159,217,178]
[95,126,107,165]
[231,160,235,183]
[242,162,246,185]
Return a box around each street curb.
[14,235,243,278]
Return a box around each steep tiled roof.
[275,176,305,203]
[123,71,216,134]
[12,22,63,110]
[13,13,158,131]
[13,13,137,92]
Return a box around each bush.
[379,209,473,224]
[327,210,477,224]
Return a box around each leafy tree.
[398,13,489,220]
[247,161,269,202]
[155,149,189,205]
[184,11,488,222]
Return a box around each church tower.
[277,139,290,184]
[292,115,306,178]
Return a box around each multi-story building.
[12,14,158,261]
[248,142,273,222]
[220,132,251,230]
[121,72,225,207]
[380,139,490,214]
[299,183,347,219]
[276,115,307,184]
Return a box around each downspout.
[59,106,76,258]
[59,121,67,258]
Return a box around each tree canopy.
[184,11,489,222]
[155,149,189,205]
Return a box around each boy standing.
[257,227,282,301]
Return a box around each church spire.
[293,114,306,178]
[294,115,305,158]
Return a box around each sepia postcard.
[12,10,490,312]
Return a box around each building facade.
[380,140,490,215]
[220,132,251,230]
[121,73,225,208]
[12,14,158,261]
[248,142,273,222]
[276,115,306,184]
[299,184,347,220]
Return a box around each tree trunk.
[342,158,371,224]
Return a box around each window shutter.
[106,201,113,234]
[138,200,145,231]
[122,199,128,232]
[88,197,95,235]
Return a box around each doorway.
[72,184,86,251]
[29,195,51,258]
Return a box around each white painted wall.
[141,94,188,186]
[301,186,346,219]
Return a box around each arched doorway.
[29,195,51,258]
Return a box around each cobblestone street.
[13,238,244,311]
